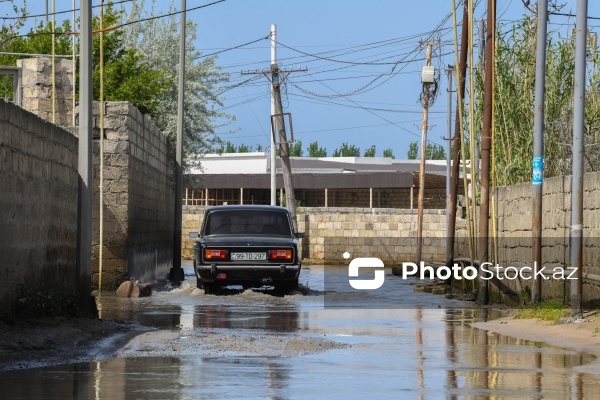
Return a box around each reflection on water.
[1,265,598,399]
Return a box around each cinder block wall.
[18,58,74,126]
[455,172,600,303]
[92,102,174,288]
[182,206,449,264]
[0,99,78,319]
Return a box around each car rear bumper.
[196,263,301,285]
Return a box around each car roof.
[205,205,291,214]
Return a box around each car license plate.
[230,252,267,261]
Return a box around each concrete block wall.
[182,206,448,264]
[455,172,600,303]
[18,58,74,127]
[91,102,174,288]
[0,99,78,319]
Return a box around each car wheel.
[278,279,298,295]
[203,282,217,295]
[196,277,202,289]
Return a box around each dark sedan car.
[189,205,303,294]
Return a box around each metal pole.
[170,0,186,282]
[77,0,93,316]
[532,0,548,304]
[571,0,587,317]
[446,66,454,241]
[72,0,76,126]
[270,24,277,206]
[416,43,432,264]
[477,0,496,305]
[51,0,55,124]
[99,0,105,292]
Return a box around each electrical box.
[421,65,435,84]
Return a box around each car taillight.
[205,249,227,259]
[270,249,292,260]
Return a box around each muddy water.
[1,263,599,399]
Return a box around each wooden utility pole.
[447,2,470,279]
[416,43,433,264]
[477,0,496,305]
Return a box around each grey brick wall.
[91,102,174,288]
[0,99,78,319]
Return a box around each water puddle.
[1,264,598,399]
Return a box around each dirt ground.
[0,317,144,371]
[3,310,600,373]
[471,310,600,376]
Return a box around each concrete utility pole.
[77,0,93,316]
[416,43,433,264]
[270,25,277,206]
[446,2,469,279]
[241,26,305,225]
[170,0,186,282]
[271,63,298,229]
[532,0,548,304]
[571,0,588,317]
[477,0,496,305]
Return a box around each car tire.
[278,278,298,295]
[203,282,217,295]
[196,277,202,289]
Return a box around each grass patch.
[513,300,570,324]
[594,327,600,334]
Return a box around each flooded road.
[1,262,599,399]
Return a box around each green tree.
[363,145,376,157]
[307,141,327,157]
[407,142,418,159]
[426,143,446,160]
[289,140,303,156]
[255,144,264,152]
[123,1,232,172]
[383,148,395,159]
[237,143,251,153]
[407,141,446,160]
[332,142,360,157]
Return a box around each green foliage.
[307,141,327,157]
[122,0,231,174]
[481,15,600,185]
[255,144,264,152]
[407,142,418,159]
[332,142,360,157]
[363,145,376,157]
[237,143,251,153]
[407,141,445,160]
[426,143,446,160]
[383,148,395,159]
[513,300,570,324]
[289,140,303,156]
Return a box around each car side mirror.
[295,232,304,239]
[189,232,199,238]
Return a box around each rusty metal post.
[446,2,469,278]
[532,0,548,303]
[477,0,496,305]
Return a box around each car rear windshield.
[204,210,292,236]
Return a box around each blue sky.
[3,0,600,158]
